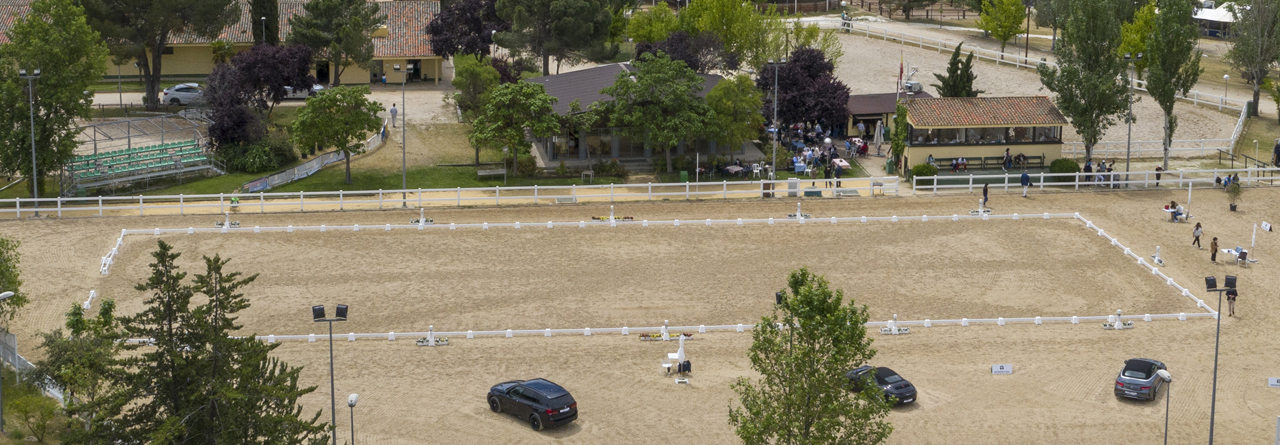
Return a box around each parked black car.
[846,365,917,405]
[487,379,578,431]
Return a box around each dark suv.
[846,366,917,405]
[487,379,578,431]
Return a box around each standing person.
[1273,138,1280,167]
[1002,148,1012,172]
[1226,288,1238,316]
[1193,223,1203,249]
[835,163,844,188]
[1154,166,1163,186]
[1210,237,1219,263]
[1083,161,1093,183]
[982,183,990,209]
[857,120,866,137]
[389,103,398,128]
[1020,169,1031,197]
[823,161,833,188]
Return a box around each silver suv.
[1115,358,1167,401]
[162,83,203,105]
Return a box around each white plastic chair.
[752,163,762,178]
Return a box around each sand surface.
[2,188,1278,443]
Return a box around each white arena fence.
[4,177,901,219]
[102,212,1217,346]
[1063,107,1249,158]
[913,167,1280,194]
[0,332,65,405]
[838,20,1248,112]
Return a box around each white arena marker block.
[482,222,488,230]
[768,218,774,225]
[622,327,628,335]
[642,220,649,227]
[862,216,868,223]
[610,219,616,227]
[1179,313,1187,321]
[188,227,194,234]
[982,213,989,221]
[953,214,959,221]
[1097,229,1105,236]
[891,216,898,222]
[267,335,275,343]
[348,333,355,342]
[389,332,396,341]
[699,325,706,333]
[1124,248,1131,255]
[308,334,316,343]
[798,217,805,224]
[1144,314,1152,322]
[1167,278,1175,286]
[961,318,969,327]
[1071,316,1079,324]
[737,324,744,332]
[418,224,424,231]
[385,224,391,231]
[1043,213,1050,220]
[737,218,743,226]
[506,329,513,338]
[922,215,928,222]
[450,223,456,230]
[515,222,521,229]
[467,330,474,339]
[321,225,326,232]
[706,219,712,226]
[154,228,160,236]
[353,224,359,231]
[831,217,837,224]
[998,317,1005,326]
[287,226,293,233]
[547,221,553,229]
[544,329,551,337]
[1013,213,1019,220]
[674,219,680,226]
[254,226,260,233]
[1035,316,1042,325]
[1182,289,1192,297]
[924,319,931,327]
[584,328,591,336]
[580,221,586,228]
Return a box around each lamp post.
[1162,368,1172,445]
[394,63,414,206]
[1204,275,1236,445]
[261,17,267,44]
[502,147,509,185]
[1222,74,1229,111]
[117,64,124,108]
[767,58,786,180]
[0,291,15,433]
[311,304,348,445]
[347,393,359,445]
[19,69,40,217]
[1123,53,1142,185]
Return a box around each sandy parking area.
[3,186,1278,443]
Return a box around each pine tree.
[931,43,985,97]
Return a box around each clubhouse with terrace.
[899,96,1068,173]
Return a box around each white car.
[162,83,203,105]
[283,84,325,99]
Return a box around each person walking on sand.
[390,103,398,128]
[1210,237,1219,263]
[1193,223,1203,249]
[1226,288,1238,316]
[982,183,990,209]
[1020,169,1031,197]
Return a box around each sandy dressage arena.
[3,189,1279,443]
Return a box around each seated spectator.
[927,154,936,167]
[950,158,959,172]
[958,157,968,171]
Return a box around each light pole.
[19,69,40,217]
[394,63,414,206]
[502,147,509,185]
[117,64,123,108]
[261,17,267,44]
[767,58,786,180]
[1123,53,1142,185]
[1223,74,1230,111]
[0,291,15,433]
[311,304,348,445]
[1204,275,1236,445]
[1157,368,1172,445]
[347,393,359,445]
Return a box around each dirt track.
[3,187,1278,443]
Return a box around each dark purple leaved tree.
[755,47,850,131]
[428,0,510,61]
[232,44,316,119]
[205,64,264,149]
[635,31,728,74]
[490,57,522,84]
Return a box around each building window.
[1034,126,1061,142]
[1010,127,1033,143]
[162,47,174,55]
[967,127,1008,144]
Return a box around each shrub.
[224,143,279,174]
[911,163,939,186]
[651,156,667,173]
[1049,158,1080,182]
[591,159,630,179]
[261,131,299,167]
[7,430,23,440]
[516,155,540,177]
[555,160,568,176]
[10,394,56,443]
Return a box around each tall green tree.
[931,43,984,97]
[763,21,844,68]
[729,268,893,445]
[1146,0,1203,170]
[287,0,385,86]
[1226,0,1280,117]
[890,102,909,172]
[681,0,775,67]
[1117,1,1156,80]
[601,51,710,172]
[452,58,502,120]
[887,0,940,19]
[627,2,680,44]
[252,0,281,46]
[495,0,613,75]
[1033,0,1068,49]
[82,0,238,110]
[0,0,108,199]
[0,237,27,321]
[468,81,561,167]
[976,0,1026,53]
[291,86,385,184]
[706,74,765,161]
[31,300,125,441]
[1038,0,1130,163]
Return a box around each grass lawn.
[273,164,627,194]
[0,177,58,200]
[1234,115,1280,164]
